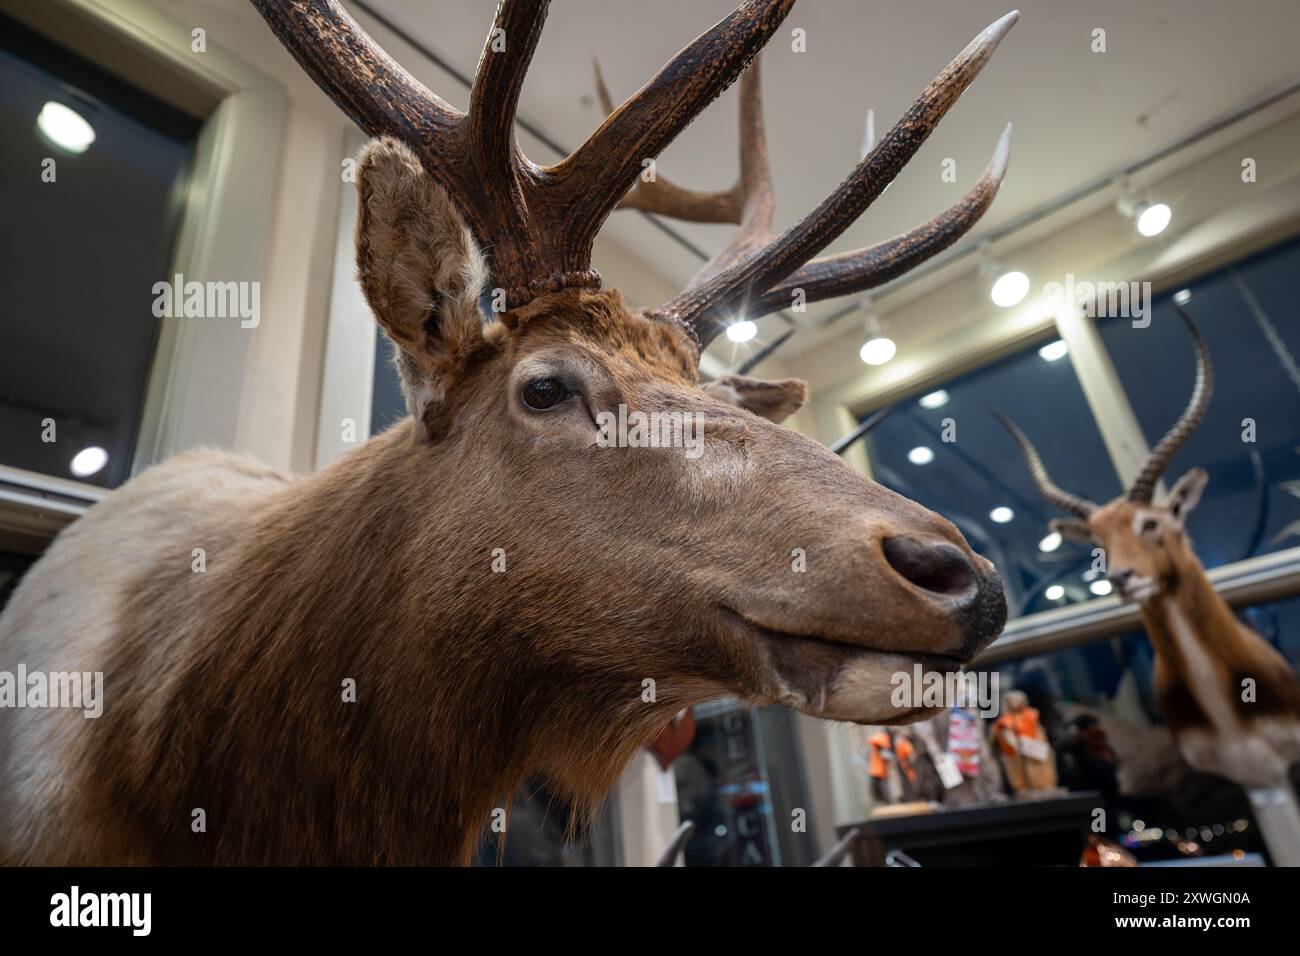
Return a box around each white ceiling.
[359,0,1300,356]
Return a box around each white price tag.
[656,769,678,804]
[934,752,964,789]
[1017,734,1050,762]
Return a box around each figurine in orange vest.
[866,729,917,803]
[990,690,1058,794]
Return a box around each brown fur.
[0,139,1006,864]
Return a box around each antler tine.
[554,0,794,253]
[656,10,1020,348]
[468,0,549,177]
[592,58,744,224]
[745,124,1012,319]
[991,408,1097,519]
[1128,306,1215,503]
[687,56,775,289]
[250,0,461,145]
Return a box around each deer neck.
[107,423,672,864]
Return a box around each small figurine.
[865,728,918,804]
[990,690,1058,794]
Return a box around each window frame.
[0,0,288,545]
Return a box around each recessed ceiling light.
[918,389,949,410]
[859,336,896,366]
[1045,584,1065,601]
[907,446,935,465]
[726,319,757,343]
[37,102,96,153]
[989,506,1014,524]
[1038,339,1069,362]
[990,270,1030,308]
[1089,579,1113,596]
[1038,532,1062,553]
[70,446,108,478]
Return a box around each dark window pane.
[864,340,1123,619]
[1098,237,1300,567]
[0,18,197,488]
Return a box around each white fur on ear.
[1165,467,1208,523]
[355,137,491,421]
[704,374,808,423]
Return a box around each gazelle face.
[439,293,1008,726]
[1053,469,1209,603]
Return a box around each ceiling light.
[70,446,108,478]
[1117,177,1172,238]
[860,337,896,365]
[1045,584,1065,601]
[37,102,96,153]
[918,389,949,410]
[989,506,1014,524]
[990,270,1030,308]
[1090,579,1113,596]
[1038,339,1069,362]
[1135,202,1172,237]
[978,243,1029,309]
[857,298,895,365]
[907,446,934,465]
[1173,288,1192,306]
[1038,531,1062,553]
[726,319,757,343]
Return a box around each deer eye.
[521,377,567,410]
[1140,518,1160,535]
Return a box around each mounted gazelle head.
[255,1,1015,731]
[996,307,1214,603]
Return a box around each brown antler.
[992,408,1098,519]
[648,11,1019,349]
[252,0,794,308]
[1128,306,1214,503]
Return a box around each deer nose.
[882,536,1007,660]
[882,537,976,598]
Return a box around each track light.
[857,298,895,366]
[978,243,1029,308]
[726,319,757,343]
[1116,178,1171,237]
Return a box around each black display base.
[841,790,1102,866]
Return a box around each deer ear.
[1166,467,1208,524]
[1049,517,1093,543]
[703,375,808,423]
[355,137,491,429]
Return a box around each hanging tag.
[656,768,678,804]
[1018,734,1049,762]
[934,752,964,789]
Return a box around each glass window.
[672,701,817,866]
[995,594,1300,863]
[1098,236,1300,569]
[0,15,198,488]
[863,338,1123,620]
